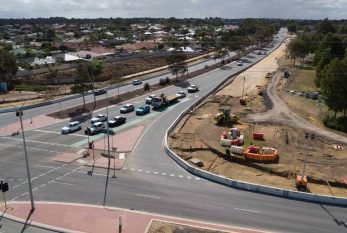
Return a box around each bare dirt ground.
[147,220,229,233]
[169,40,347,197]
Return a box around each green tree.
[320,58,347,117]
[316,18,336,35]
[71,64,92,110]
[0,49,18,86]
[287,21,298,33]
[166,50,188,80]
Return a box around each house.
[31,56,56,66]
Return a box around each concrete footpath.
[0,202,268,233]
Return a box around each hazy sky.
[0,0,346,19]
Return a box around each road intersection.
[1,28,347,233]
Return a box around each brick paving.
[1,202,268,233]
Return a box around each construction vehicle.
[151,93,178,109]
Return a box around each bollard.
[118,216,122,233]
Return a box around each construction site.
[169,41,347,197]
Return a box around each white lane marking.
[34,129,88,138]
[145,171,151,174]
[2,137,72,148]
[35,165,58,169]
[53,181,74,186]
[234,208,260,213]
[195,177,201,180]
[11,184,20,189]
[161,173,167,176]
[0,143,60,153]
[138,169,143,172]
[136,194,160,199]
[153,172,158,175]
[187,176,192,179]
[178,175,184,178]
[119,153,125,160]
[170,174,175,177]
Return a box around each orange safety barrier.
[243,146,278,161]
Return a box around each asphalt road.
[2,28,346,233]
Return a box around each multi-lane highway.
[1,28,347,233]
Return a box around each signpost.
[1,180,9,209]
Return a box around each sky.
[0,0,346,19]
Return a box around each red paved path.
[0,115,67,136]
[1,202,268,233]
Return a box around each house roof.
[63,53,81,62]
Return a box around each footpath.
[0,202,267,233]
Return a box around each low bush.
[323,116,347,133]
[14,84,47,92]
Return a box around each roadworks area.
[169,41,347,198]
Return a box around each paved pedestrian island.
[1,202,267,233]
[93,125,144,153]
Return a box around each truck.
[151,93,178,109]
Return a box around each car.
[90,117,100,124]
[145,94,157,104]
[257,51,262,55]
[93,89,107,96]
[176,91,186,99]
[61,121,82,134]
[136,105,151,115]
[120,104,135,113]
[85,122,105,135]
[187,85,199,93]
[96,114,107,122]
[237,60,243,66]
[132,79,142,85]
[108,116,126,127]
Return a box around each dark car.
[120,104,135,113]
[108,116,126,127]
[187,84,199,93]
[94,89,107,96]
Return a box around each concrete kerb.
[164,33,347,206]
[1,211,81,233]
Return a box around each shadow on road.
[320,204,347,228]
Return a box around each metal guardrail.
[164,36,347,206]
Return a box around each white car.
[145,94,157,104]
[96,114,107,122]
[187,85,199,93]
[91,114,107,124]
[176,91,186,98]
[237,60,243,66]
[61,121,82,134]
[85,122,105,135]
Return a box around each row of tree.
[287,18,347,117]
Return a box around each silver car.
[61,121,82,134]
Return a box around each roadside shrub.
[159,78,166,86]
[144,82,150,92]
[14,84,47,92]
[323,116,347,133]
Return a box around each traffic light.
[16,110,23,117]
[0,180,9,193]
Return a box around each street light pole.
[103,92,112,206]
[17,108,35,211]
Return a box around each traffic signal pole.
[18,109,35,211]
